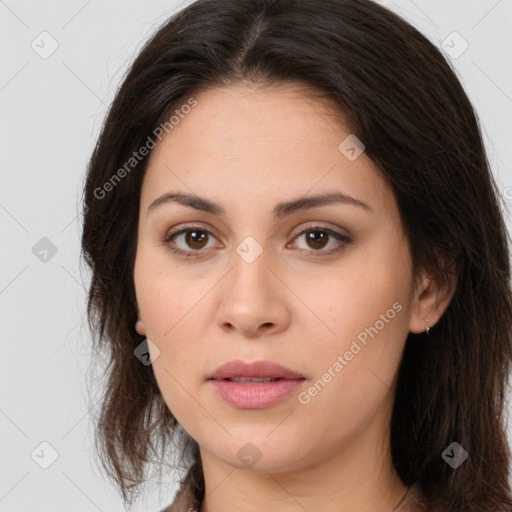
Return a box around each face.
[133,82,424,474]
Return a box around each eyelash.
[163,222,351,259]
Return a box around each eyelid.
[288,220,349,239]
[164,222,222,240]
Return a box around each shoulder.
[159,480,199,512]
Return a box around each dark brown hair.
[80,0,512,510]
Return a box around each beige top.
[161,480,428,512]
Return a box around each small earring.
[424,316,430,335]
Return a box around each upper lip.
[208,360,305,380]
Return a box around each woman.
[80,0,512,510]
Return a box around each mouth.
[208,374,305,386]
[207,360,306,409]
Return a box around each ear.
[135,305,147,336]
[135,318,146,336]
[409,260,457,334]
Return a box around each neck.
[198,405,407,512]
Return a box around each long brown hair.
[80,0,512,509]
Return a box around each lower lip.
[208,379,305,409]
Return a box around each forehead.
[141,82,395,219]
[149,81,351,163]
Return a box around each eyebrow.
[147,191,372,220]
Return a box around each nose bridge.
[228,237,274,303]
[217,237,288,334]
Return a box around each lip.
[207,360,306,409]
[208,359,305,380]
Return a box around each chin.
[200,431,310,473]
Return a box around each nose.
[216,249,291,338]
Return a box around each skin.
[133,81,455,512]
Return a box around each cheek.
[137,279,209,426]
[299,250,412,395]
[133,250,214,408]
[299,251,410,345]
[293,286,410,440]
[134,244,197,337]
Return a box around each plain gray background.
[1,0,512,510]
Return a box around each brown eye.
[304,230,329,250]
[184,230,209,249]
[289,224,351,256]
[164,227,219,257]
